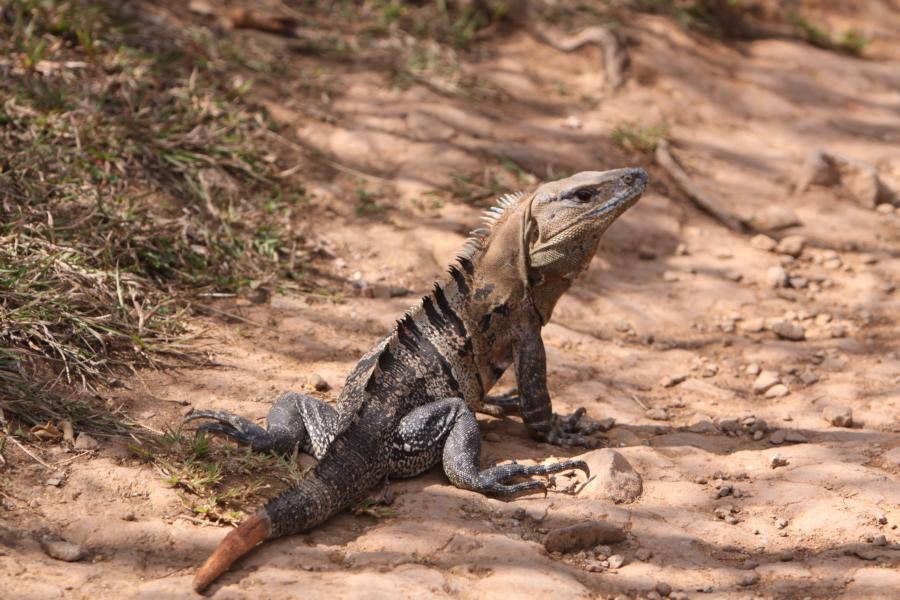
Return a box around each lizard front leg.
[514,326,595,447]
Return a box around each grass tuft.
[0,1,307,434]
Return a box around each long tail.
[193,510,271,592]
[193,434,382,592]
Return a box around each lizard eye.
[623,174,635,185]
[575,189,593,202]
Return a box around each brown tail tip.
[194,511,271,593]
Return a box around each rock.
[753,371,780,394]
[779,549,795,561]
[771,454,789,468]
[687,418,717,434]
[745,363,761,376]
[564,115,583,130]
[770,429,787,444]
[790,276,808,289]
[543,521,627,553]
[41,538,85,562]
[877,202,895,214]
[815,313,833,325]
[822,405,853,428]
[581,449,643,503]
[122,511,136,522]
[646,407,669,421]
[46,471,66,487]
[770,319,806,341]
[754,206,801,230]
[764,384,790,399]
[766,266,790,289]
[312,374,331,392]
[751,234,777,251]
[670,593,689,600]
[872,534,887,546]
[656,582,673,597]
[663,270,680,282]
[799,370,819,385]
[741,318,766,333]
[73,433,99,451]
[795,149,892,208]
[877,513,888,525]
[638,246,657,260]
[776,235,806,257]
[785,431,808,443]
[717,418,740,433]
[635,548,653,561]
[607,554,626,569]
[738,572,760,586]
[660,373,688,388]
[776,518,789,529]
[595,417,616,432]
[829,324,849,338]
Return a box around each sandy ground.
[2,2,900,599]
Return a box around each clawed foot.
[184,410,276,452]
[542,408,601,447]
[479,389,519,417]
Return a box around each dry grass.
[0,1,306,433]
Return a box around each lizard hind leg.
[185,392,338,459]
[389,398,588,496]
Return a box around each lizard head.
[524,167,648,321]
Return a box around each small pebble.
[655,582,672,597]
[663,271,680,283]
[42,538,85,562]
[765,384,790,398]
[751,234,777,252]
[312,374,331,392]
[646,407,670,421]
[738,572,760,586]
[607,554,626,569]
[779,549,794,561]
[122,511,136,522]
[822,405,853,428]
[635,548,653,561]
[776,518,789,529]
[766,266,790,289]
[753,371,780,394]
[771,454,789,468]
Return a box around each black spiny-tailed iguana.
[186,167,648,592]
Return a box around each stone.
[717,418,740,432]
[739,572,760,586]
[745,363,761,375]
[73,433,99,451]
[785,431,808,443]
[829,324,849,338]
[663,270,680,282]
[777,235,806,257]
[741,318,766,333]
[766,266,790,289]
[122,511,136,522]
[41,538,85,562]
[656,582,673,597]
[312,374,331,392]
[635,548,653,561]
[660,373,688,388]
[607,554,626,569]
[771,319,806,341]
[771,454,789,468]
[646,407,669,421]
[543,521,627,553]
[764,384,790,398]
[779,549,795,561]
[687,418,717,434]
[638,246,657,260]
[799,370,819,385]
[754,206,801,230]
[581,449,643,503]
[822,405,853,427]
[751,234,777,251]
[753,371,780,394]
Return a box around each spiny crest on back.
[456,191,525,262]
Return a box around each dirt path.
[2,3,899,599]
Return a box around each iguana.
[186,167,648,592]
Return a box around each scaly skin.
[187,167,648,592]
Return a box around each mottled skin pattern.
[186,167,648,592]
